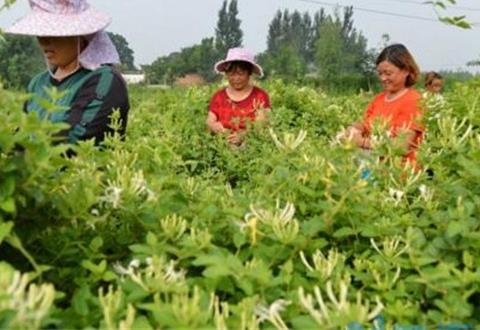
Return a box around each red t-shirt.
[209,87,271,131]
[363,89,424,163]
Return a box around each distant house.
[122,73,146,85]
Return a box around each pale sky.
[1,0,480,73]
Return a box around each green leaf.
[0,176,15,198]
[72,285,91,317]
[0,198,16,213]
[89,236,103,251]
[333,227,356,238]
[81,260,107,274]
[0,222,13,244]
[446,221,467,238]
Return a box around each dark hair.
[225,61,254,75]
[376,44,420,87]
[424,71,443,87]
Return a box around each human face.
[37,36,80,69]
[226,66,251,91]
[377,60,410,95]
[426,78,443,94]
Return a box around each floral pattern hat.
[5,0,120,70]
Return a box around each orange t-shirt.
[363,89,423,164]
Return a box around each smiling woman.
[342,44,424,167]
[206,48,271,147]
[5,0,130,145]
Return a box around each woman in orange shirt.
[345,44,423,166]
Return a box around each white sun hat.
[5,0,120,70]
[215,48,264,78]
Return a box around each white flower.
[248,201,299,243]
[419,184,434,202]
[370,236,409,259]
[112,262,131,276]
[101,185,123,209]
[388,188,404,206]
[269,128,307,151]
[300,249,344,280]
[298,279,384,327]
[128,259,141,269]
[163,260,187,283]
[254,299,291,330]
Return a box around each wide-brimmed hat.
[5,0,111,37]
[214,48,264,77]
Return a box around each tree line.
[0,0,478,90]
[144,1,376,90]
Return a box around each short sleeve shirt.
[209,86,271,131]
[363,89,423,163]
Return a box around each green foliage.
[144,38,219,84]
[259,7,374,91]
[2,74,480,328]
[107,32,136,72]
[0,34,44,90]
[144,0,245,84]
[428,0,472,29]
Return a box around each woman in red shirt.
[206,48,271,146]
[345,44,423,165]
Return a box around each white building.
[122,73,146,85]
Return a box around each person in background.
[424,71,444,94]
[206,48,271,146]
[423,71,446,112]
[343,44,423,167]
[6,0,129,145]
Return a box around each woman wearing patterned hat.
[206,48,271,146]
[6,0,129,144]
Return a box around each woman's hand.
[338,123,372,149]
[227,131,244,145]
[206,112,226,134]
[211,122,226,134]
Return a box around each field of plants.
[1,79,480,329]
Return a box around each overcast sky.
[1,0,480,73]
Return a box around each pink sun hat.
[5,0,111,37]
[214,48,264,78]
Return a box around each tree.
[107,32,136,72]
[315,17,343,83]
[215,0,243,55]
[144,38,218,84]
[313,7,373,89]
[266,10,283,54]
[261,9,313,79]
[0,35,44,89]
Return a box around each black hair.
[225,61,254,75]
[376,44,420,87]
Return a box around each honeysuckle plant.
[1,80,480,328]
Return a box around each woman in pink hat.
[206,48,271,146]
[6,0,129,144]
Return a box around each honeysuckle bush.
[0,79,479,329]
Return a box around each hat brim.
[5,7,111,37]
[215,60,264,78]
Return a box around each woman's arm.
[340,122,372,149]
[206,112,226,134]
